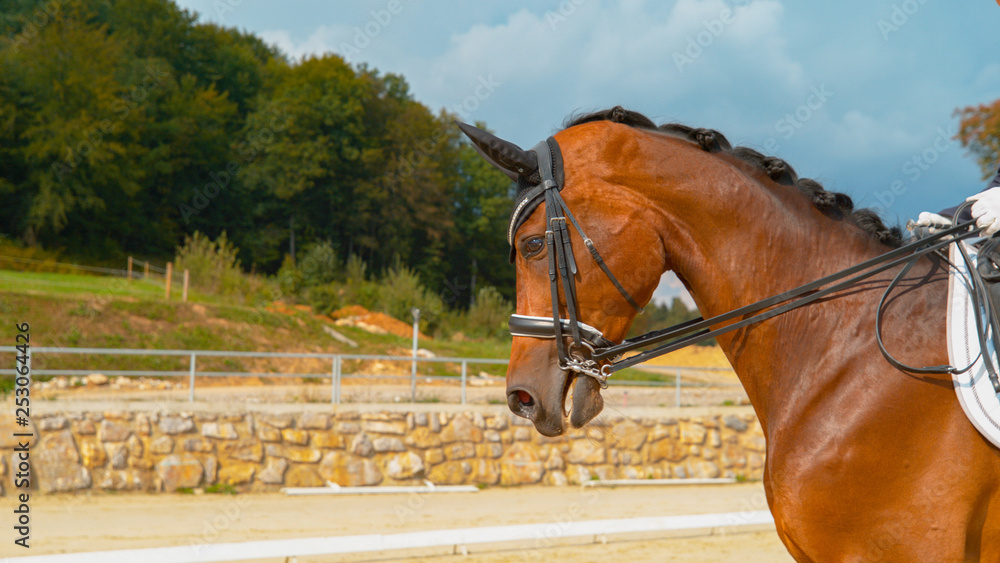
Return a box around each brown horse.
[460,108,1000,561]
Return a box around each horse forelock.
[561,107,903,248]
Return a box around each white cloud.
[250,0,808,138]
[423,9,561,93]
[258,29,298,59]
[398,0,807,134]
[260,26,342,61]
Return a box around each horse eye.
[523,237,545,257]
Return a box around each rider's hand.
[969,187,1000,237]
[909,211,952,234]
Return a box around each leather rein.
[507,137,1000,393]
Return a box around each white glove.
[909,211,952,234]
[968,187,1000,236]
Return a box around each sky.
[173,0,1000,307]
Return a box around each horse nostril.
[507,389,537,419]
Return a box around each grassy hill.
[0,269,510,384]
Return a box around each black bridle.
[507,137,1000,393]
[507,137,643,386]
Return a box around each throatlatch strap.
[559,199,644,314]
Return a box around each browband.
[507,139,565,262]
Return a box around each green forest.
[0,0,700,336]
[0,0,517,298]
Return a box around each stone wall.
[0,407,765,494]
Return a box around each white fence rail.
[0,346,737,406]
[2,510,775,563]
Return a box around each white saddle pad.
[947,240,1000,449]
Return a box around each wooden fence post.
[165,262,173,299]
[144,261,149,279]
[182,269,189,302]
[127,256,133,282]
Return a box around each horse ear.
[455,121,538,182]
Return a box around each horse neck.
[638,154,891,426]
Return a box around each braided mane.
[564,106,903,248]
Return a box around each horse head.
[458,120,666,436]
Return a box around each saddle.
[976,238,1000,314]
[947,237,1000,450]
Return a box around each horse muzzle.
[507,315,610,434]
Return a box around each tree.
[0,15,145,249]
[0,0,276,260]
[956,99,1000,179]
[236,55,373,271]
[94,0,281,116]
[0,0,520,310]
[349,69,457,283]
[447,124,516,305]
[236,57,463,281]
